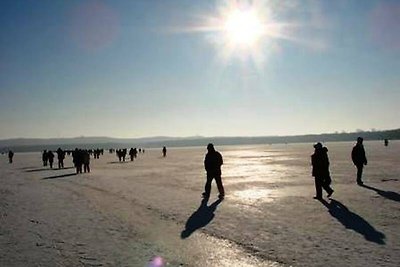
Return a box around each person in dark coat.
[122,149,127,161]
[384,139,389,147]
[352,137,367,185]
[56,148,65,169]
[203,143,225,199]
[8,150,14,163]
[162,146,167,157]
[129,148,135,161]
[83,150,90,173]
[42,150,48,166]
[311,143,334,199]
[47,151,55,168]
[116,149,122,162]
[72,148,83,174]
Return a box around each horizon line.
[1,128,398,141]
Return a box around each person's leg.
[322,180,334,197]
[203,174,213,197]
[356,165,363,185]
[215,176,225,197]
[314,177,323,199]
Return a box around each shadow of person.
[361,184,400,202]
[42,173,77,180]
[319,199,385,244]
[26,167,75,172]
[180,198,223,239]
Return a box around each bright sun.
[223,10,264,46]
[172,0,294,67]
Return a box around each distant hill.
[0,129,399,152]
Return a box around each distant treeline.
[1,128,399,153]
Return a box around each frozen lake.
[1,141,399,266]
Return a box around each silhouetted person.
[116,149,122,162]
[129,148,135,161]
[384,139,389,147]
[122,148,127,161]
[133,148,138,158]
[8,150,14,163]
[42,150,48,166]
[83,150,90,173]
[203,143,225,199]
[56,148,65,169]
[73,148,83,174]
[352,137,367,185]
[47,151,55,169]
[162,146,167,157]
[94,148,101,159]
[311,143,334,199]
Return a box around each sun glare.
[224,10,264,46]
[171,0,300,68]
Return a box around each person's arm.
[363,148,367,165]
[351,147,356,165]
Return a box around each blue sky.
[0,0,399,139]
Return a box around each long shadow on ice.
[42,173,77,180]
[361,184,400,202]
[26,167,74,172]
[181,198,223,239]
[19,166,37,170]
[319,199,385,245]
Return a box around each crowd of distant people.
[2,137,390,200]
[37,148,106,174]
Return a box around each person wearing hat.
[351,137,367,185]
[311,142,334,199]
[203,143,225,199]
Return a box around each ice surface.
[1,141,399,266]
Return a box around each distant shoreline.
[1,128,399,152]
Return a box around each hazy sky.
[0,0,399,139]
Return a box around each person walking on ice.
[311,142,334,200]
[8,150,14,163]
[352,137,367,185]
[203,143,225,199]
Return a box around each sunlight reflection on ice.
[233,188,275,204]
[147,256,164,267]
